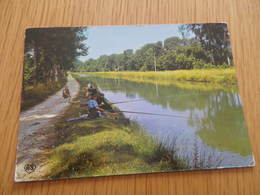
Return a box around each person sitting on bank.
[62,86,71,102]
[87,82,93,89]
[97,93,119,119]
[88,94,106,118]
[88,87,97,96]
[97,93,113,112]
[83,87,90,98]
[82,82,97,99]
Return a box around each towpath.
[15,74,80,182]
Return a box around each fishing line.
[117,110,188,119]
[112,98,147,104]
[111,93,202,105]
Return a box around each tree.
[73,25,232,72]
[134,42,163,71]
[164,37,185,51]
[182,23,232,66]
[157,51,177,70]
[123,49,135,70]
[25,27,88,85]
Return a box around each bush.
[83,68,237,86]
[175,53,194,69]
[192,60,206,69]
[21,79,66,111]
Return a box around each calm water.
[79,75,254,168]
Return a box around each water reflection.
[79,75,253,167]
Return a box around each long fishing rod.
[99,88,121,91]
[79,99,144,107]
[111,98,147,104]
[77,87,204,106]
[79,98,144,107]
[78,93,202,105]
[111,93,202,105]
[117,110,188,119]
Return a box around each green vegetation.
[73,23,232,72]
[23,27,88,110]
[20,24,251,179]
[24,27,87,86]
[21,79,66,111]
[76,68,237,90]
[47,119,184,178]
[45,76,185,179]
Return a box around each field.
[79,68,236,85]
[75,68,237,92]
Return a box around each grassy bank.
[77,68,237,88]
[45,75,185,179]
[22,80,66,111]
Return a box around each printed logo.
[24,163,36,174]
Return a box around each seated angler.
[87,82,97,96]
[88,94,106,119]
[62,86,71,102]
[80,84,97,108]
[96,93,113,112]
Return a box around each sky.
[79,24,190,61]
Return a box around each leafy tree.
[73,26,233,72]
[183,23,233,66]
[157,51,177,70]
[23,53,35,88]
[25,27,88,85]
[164,37,185,51]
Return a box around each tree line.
[73,23,233,72]
[24,27,88,87]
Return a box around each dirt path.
[15,74,80,182]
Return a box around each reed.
[77,68,236,86]
[21,80,66,111]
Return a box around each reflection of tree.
[194,93,251,156]
[88,76,251,156]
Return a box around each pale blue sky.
[79,24,192,61]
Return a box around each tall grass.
[78,68,237,86]
[22,80,66,111]
[47,116,186,179]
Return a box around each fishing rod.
[117,110,188,119]
[99,88,121,91]
[110,93,202,105]
[111,98,147,104]
[79,99,144,107]
[76,87,205,106]
[78,93,202,105]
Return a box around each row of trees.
[24,27,88,87]
[73,23,233,72]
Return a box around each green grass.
[22,80,66,111]
[44,76,185,179]
[76,68,237,87]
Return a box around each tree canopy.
[73,23,232,72]
[184,23,232,65]
[24,27,88,86]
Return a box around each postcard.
[15,23,255,182]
